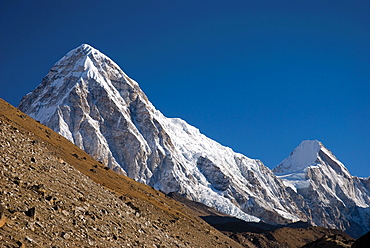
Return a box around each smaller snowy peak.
[273,140,322,175]
[273,141,370,236]
[273,140,352,192]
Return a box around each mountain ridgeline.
[19,44,370,238]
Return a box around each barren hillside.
[0,98,241,247]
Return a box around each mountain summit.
[19,43,152,174]
[273,140,351,191]
[274,140,349,176]
[273,140,370,237]
[19,44,370,237]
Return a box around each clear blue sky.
[1,0,369,177]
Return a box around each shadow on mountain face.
[201,216,277,233]
[201,216,311,234]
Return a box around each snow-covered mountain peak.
[78,43,94,53]
[55,43,108,74]
[272,140,370,237]
[53,43,128,82]
[274,140,351,179]
[19,44,145,125]
[63,43,96,58]
[274,140,322,175]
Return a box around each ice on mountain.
[274,140,321,175]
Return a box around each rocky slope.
[273,140,370,238]
[18,44,308,225]
[0,98,242,247]
[300,234,354,248]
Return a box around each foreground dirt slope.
[270,227,354,248]
[0,98,242,247]
[300,234,354,248]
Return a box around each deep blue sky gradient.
[1,0,369,177]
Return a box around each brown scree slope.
[0,98,242,247]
